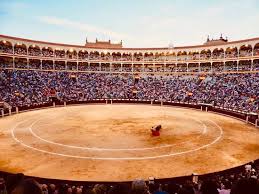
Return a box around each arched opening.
[212,48,224,59]
[176,63,187,72]
[188,51,199,60]
[225,61,237,71]
[29,59,41,69]
[66,49,77,59]
[253,59,259,70]
[78,50,88,60]
[112,63,122,71]
[165,63,176,72]
[78,62,88,71]
[67,61,77,71]
[101,63,110,71]
[133,52,143,61]
[238,60,252,71]
[28,45,41,56]
[154,63,164,72]
[133,63,143,72]
[177,51,188,61]
[225,47,238,58]
[14,43,27,55]
[166,52,176,61]
[200,49,211,60]
[239,44,252,57]
[144,52,154,61]
[121,52,132,61]
[42,60,54,70]
[89,51,100,60]
[200,62,211,72]
[42,47,54,57]
[188,63,200,72]
[212,62,224,72]
[55,48,65,58]
[154,52,165,61]
[89,62,100,71]
[253,43,259,56]
[100,52,111,61]
[0,56,13,68]
[14,57,27,69]
[144,63,154,72]
[112,52,121,61]
[0,40,13,54]
[54,61,66,70]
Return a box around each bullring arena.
[0,103,259,181]
[0,33,259,189]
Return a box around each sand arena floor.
[0,104,259,181]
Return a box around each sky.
[0,0,259,48]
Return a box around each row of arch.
[1,56,258,68]
[1,40,259,57]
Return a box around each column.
[13,57,15,68]
[40,60,42,70]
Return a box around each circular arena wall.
[0,100,259,183]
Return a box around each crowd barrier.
[0,99,258,185]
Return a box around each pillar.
[9,108,12,115]
[246,115,249,123]
[16,107,19,114]
[64,101,66,106]
[1,109,4,117]
[53,102,56,107]
[13,57,15,68]
[256,119,258,127]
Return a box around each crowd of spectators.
[0,161,258,194]
[0,70,258,112]
[14,46,27,56]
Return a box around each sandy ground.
[0,104,259,181]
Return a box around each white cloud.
[39,16,132,42]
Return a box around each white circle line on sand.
[11,119,223,160]
[28,117,207,151]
